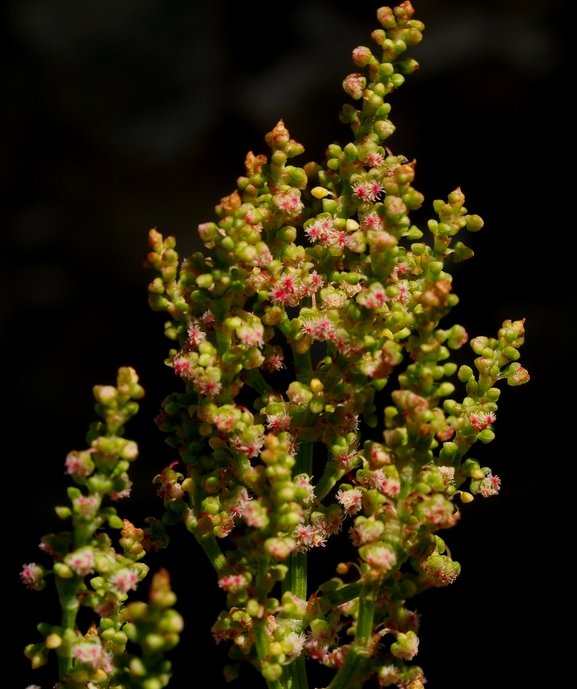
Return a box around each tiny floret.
[109,567,140,594]
[20,563,45,591]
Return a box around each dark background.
[4,1,570,687]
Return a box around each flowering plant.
[21,3,528,689]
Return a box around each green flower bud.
[466,214,484,232]
[397,57,420,74]
[54,562,74,579]
[439,441,458,462]
[262,663,283,682]
[55,506,72,520]
[407,225,423,239]
[246,599,260,617]
[502,345,521,361]
[374,119,396,140]
[477,429,495,444]
[277,225,297,242]
[390,631,419,661]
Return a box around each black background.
[4,1,571,687]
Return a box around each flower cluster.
[22,369,179,688]
[144,3,528,687]
[21,3,529,689]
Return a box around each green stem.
[284,440,312,599]
[354,581,377,645]
[291,344,312,380]
[282,550,307,600]
[314,459,345,502]
[325,580,362,608]
[325,645,371,689]
[245,368,274,396]
[296,440,313,477]
[55,576,81,678]
[194,531,228,575]
[284,652,308,689]
[325,581,377,689]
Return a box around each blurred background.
[3,0,571,687]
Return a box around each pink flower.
[352,180,384,203]
[201,310,216,329]
[322,645,349,668]
[357,283,387,309]
[65,450,94,478]
[349,519,384,547]
[364,470,400,498]
[227,487,252,519]
[266,412,292,433]
[263,350,286,372]
[187,322,206,348]
[192,369,222,397]
[416,494,459,529]
[273,189,303,216]
[264,536,295,561]
[333,449,360,470]
[294,474,315,504]
[173,355,193,379]
[218,574,248,592]
[438,466,455,487]
[109,567,140,594]
[360,211,384,231]
[507,363,530,385]
[92,595,117,618]
[72,641,113,672]
[304,271,323,292]
[342,73,366,99]
[363,151,384,168]
[469,411,496,432]
[304,217,337,246]
[242,502,269,528]
[73,495,99,519]
[65,547,95,576]
[293,524,326,551]
[352,46,372,68]
[302,317,337,342]
[285,632,307,661]
[360,544,397,572]
[313,509,343,537]
[20,563,44,590]
[237,324,264,347]
[336,487,364,515]
[230,433,265,459]
[367,443,391,468]
[478,471,501,497]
